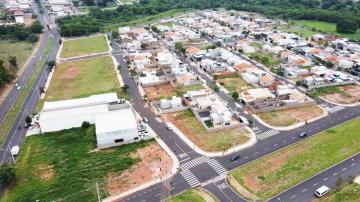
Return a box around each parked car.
[15,82,18,87]
[229,155,240,161]
[143,117,149,123]
[238,115,249,125]
[299,132,307,138]
[11,146,20,156]
[315,186,330,198]
[166,123,172,130]
[17,86,21,90]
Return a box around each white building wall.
[96,128,138,149]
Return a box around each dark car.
[229,155,240,161]
[299,132,307,138]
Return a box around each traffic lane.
[269,152,360,202]
[216,106,360,169]
[214,179,247,202]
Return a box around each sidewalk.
[166,122,257,157]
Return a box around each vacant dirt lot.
[258,105,324,127]
[106,143,172,196]
[143,84,176,101]
[323,84,360,104]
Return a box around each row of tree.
[0,21,43,42]
[56,0,360,36]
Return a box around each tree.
[28,21,43,33]
[81,121,90,128]
[47,60,56,70]
[122,84,129,92]
[215,41,222,47]
[260,57,270,65]
[8,56,18,69]
[232,91,239,101]
[141,43,149,49]
[27,33,38,43]
[0,164,15,187]
[336,19,358,34]
[111,30,119,39]
[25,116,32,126]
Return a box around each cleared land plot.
[317,183,360,202]
[218,75,252,93]
[175,84,205,96]
[45,56,119,101]
[163,109,249,152]
[1,126,156,201]
[60,35,109,58]
[105,142,172,196]
[0,40,34,70]
[279,27,317,38]
[291,20,360,41]
[143,84,176,101]
[228,117,360,201]
[321,85,360,105]
[257,105,324,127]
[167,188,217,202]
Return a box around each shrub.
[81,121,90,128]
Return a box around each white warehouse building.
[39,93,140,149]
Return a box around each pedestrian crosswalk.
[217,183,228,190]
[178,153,188,159]
[207,159,227,175]
[180,156,208,170]
[180,169,200,187]
[326,106,345,113]
[256,129,280,140]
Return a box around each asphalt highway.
[0,3,60,164]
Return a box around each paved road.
[0,3,60,164]
[110,36,360,201]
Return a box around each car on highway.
[17,86,21,90]
[15,82,19,87]
[143,117,149,123]
[229,155,240,161]
[11,146,20,156]
[299,132,307,138]
[315,185,330,197]
[166,123,172,130]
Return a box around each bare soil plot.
[163,110,249,152]
[323,84,360,104]
[143,84,176,101]
[258,105,324,127]
[106,143,172,196]
[60,35,109,58]
[45,56,119,101]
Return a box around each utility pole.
[160,159,172,201]
[95,182,101,202]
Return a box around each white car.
[11,146,20,156]
[17,86,21,90]
[15,82,19,87]
[315,186,330,197]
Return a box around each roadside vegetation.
[0,37,54,144]
[60,35,109,58]
[45,56,119,101]
[228,117,360,201]
[1,126,154,201]
[167,188,217,202]
[164,109,249,152]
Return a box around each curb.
[166,122,257,157]
[320,96,360,107]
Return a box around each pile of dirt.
[106,143,172,196]
[60,67,80,79]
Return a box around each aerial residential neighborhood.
[0,0,360,202]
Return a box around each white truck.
[11,146,20,156]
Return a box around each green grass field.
[1,126,154,201]
[0,38,53,144]
[169,109,249,152]
[218,75,252,94]
[45,56,120,101]
[103,9,191,32]
[292,20,360,41]
[228,117,360,200]
[167,189,206,202]
[0,40,35,69]
[317,183,360,202]
[60,35,109,58]
[280,27,317,38]
[175,84,205,96]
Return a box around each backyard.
[218,75,252,94]
[291,20,360,41]
[163,109,249,152]
[0,126,157,201]
[59,35,109,58]
[45,56,120,101]
[228,117,360,201]
[167,189,217,202]
[257,105,324,127]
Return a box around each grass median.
[228,117,360,201]
[0,37,54,144]
[167,188,217,202]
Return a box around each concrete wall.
[306,80,356,90]
[249,101,316,113]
